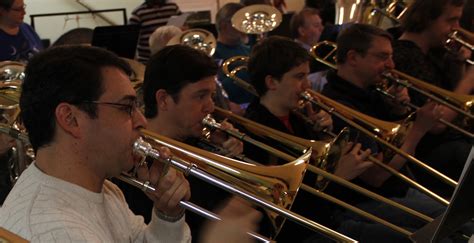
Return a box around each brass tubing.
[301,184,412,237]
[304,90,457,188]
[211,108,435,222]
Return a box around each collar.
[326,70,375,102]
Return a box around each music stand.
[411,145,474,242]
[91,25,140,59]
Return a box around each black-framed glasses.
[82,100,141,117]
[10,4,26,12]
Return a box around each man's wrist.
[154,208,185,222]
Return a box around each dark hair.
[52,28,93,46]
[215,3,244,32]
[402,0,465,33]
[336,24,393,64]
[248,36,311,96]
[0,0,14,9]
[143,45,218,118]
[20,46,131,152]
[290,8,321,38]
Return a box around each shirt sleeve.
[137,209,192,243]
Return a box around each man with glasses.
[0,45,256,242]
[0,0,43,61]
[321,23,447,242]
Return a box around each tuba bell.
[167,28,217,56]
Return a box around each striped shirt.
[129,2,181,64]
[0,163,191,242]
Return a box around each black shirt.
[322,71,410,200]
[244,100,344,242]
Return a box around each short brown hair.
[336,24,393,64]
[402,0,465,33]
[289,8,321,39]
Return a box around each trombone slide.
[134,133,357,242]
[117,173,274,243]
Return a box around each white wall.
[24,0,304,43]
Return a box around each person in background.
[290,7,328,91]
[149,25,182,55]
[130,0,181,64]
[214,3,254,108]
[0,0,43,62]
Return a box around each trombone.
[310,41,473,138]
[6,125,355,242]
[221,55,452,205]
[132,129,357,242]
[207,107,437,233]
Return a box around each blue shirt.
[0,23,43,62]
[214,41,254,105]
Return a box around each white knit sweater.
[0,163,191,242]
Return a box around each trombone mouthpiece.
[202,114,221,130]
[300,91,313,101]
[133,137,152,158]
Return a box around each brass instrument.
[310,41,474,138]
[130,129,357,242]
[205,107,436,237]
[334,0,412,29]
[445,28,474,65]
[342,0,473,65]
[0,61,34,187]
[203,111,346,190]
[167,28,217,56]
[222,54,451,205]
[231,4,282,35]
[1,61,25,83]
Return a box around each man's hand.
[199,197,262,243]
[386,84,411,115]
[334,142,373,180]
[210,121,244,157]
[306,103,333,132]
[136,146,190,218]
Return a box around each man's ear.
[55,103,81,138]
[298,26,306,38]
[155,89,170,111]
[346,49,360,66]
[264,75,278,91]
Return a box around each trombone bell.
[138,128,312,237]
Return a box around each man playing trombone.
[393,0,473,198]
[244,36,376,242]
[321,23,448,242]
[0,45,258,243]
[140,44,261,242]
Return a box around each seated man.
[321,23,447,242]
[213,3,254,106]
[290,7,328,91]
[245,36,375,242]
[393,0,473,197]
[140,44,259,241]
[0,45,257,242]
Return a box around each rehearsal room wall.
[23,0,304,44]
